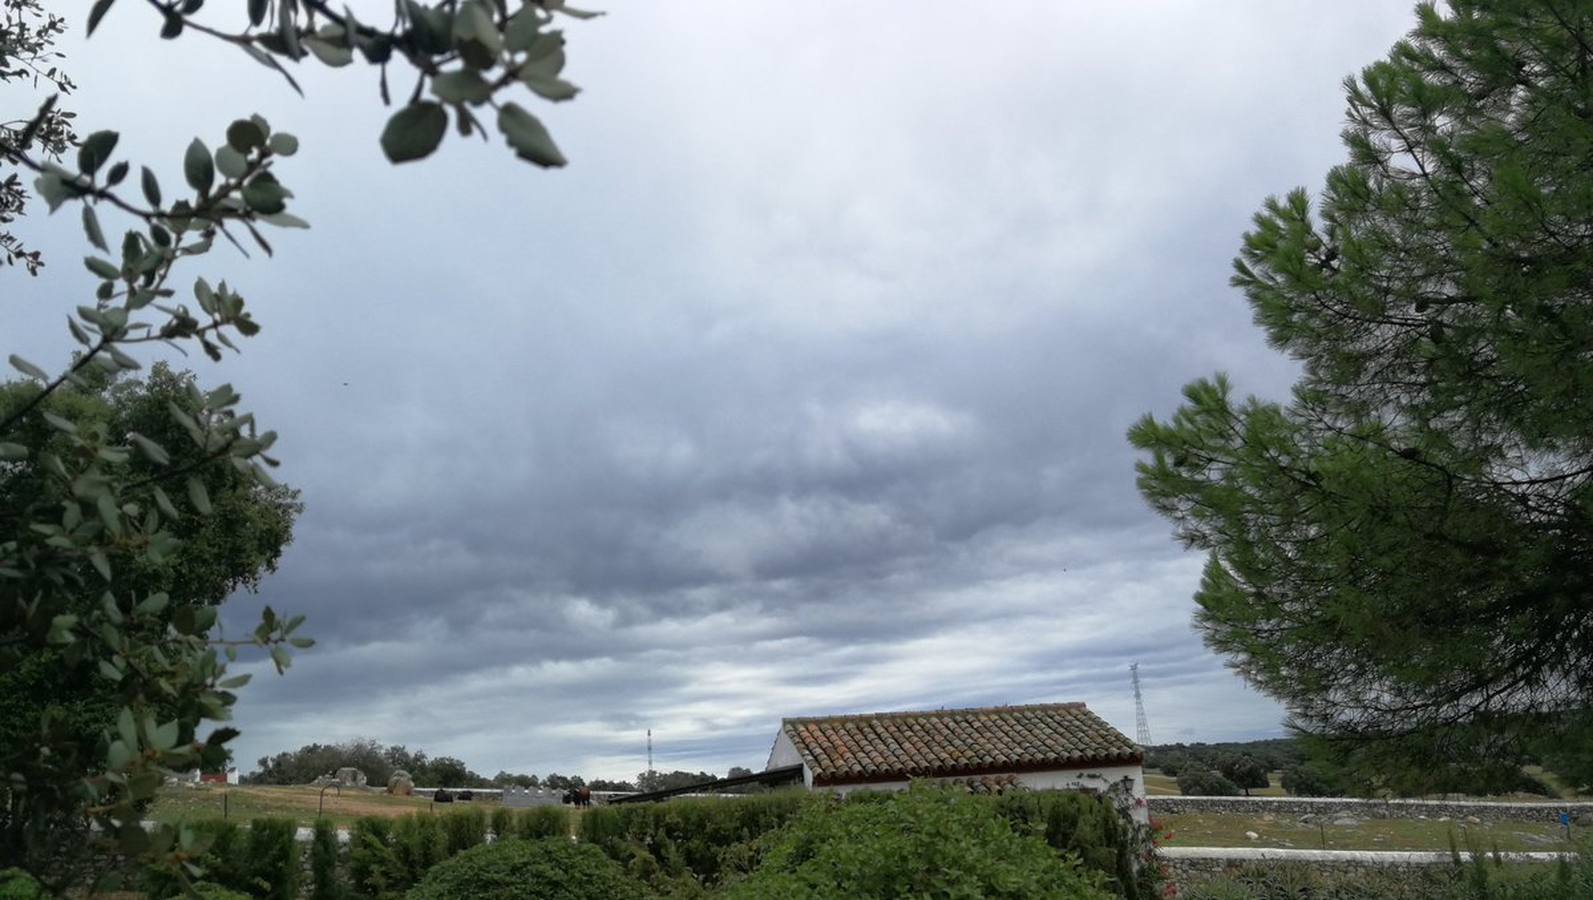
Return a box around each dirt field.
[148,784,500,827]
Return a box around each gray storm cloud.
[5,1,1416,778]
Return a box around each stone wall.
[1148,795,1593,825]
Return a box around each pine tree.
[1130,0,1593,786]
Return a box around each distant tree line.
[1145,736,1574,799]
[246,739,490,788]
[245,739,764,792]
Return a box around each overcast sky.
[8,1,1419,781]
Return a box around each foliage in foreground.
[2,0,598,888]
[0,867,44,899]
[406,839,649,900]
[718,786,1114,900]
[1130,0,1593,787]
[580,791,814,890]
[582,788,1153,898]
[140,817,297,899]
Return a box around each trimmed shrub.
[142,819,251,898]
[513,806,571,841]
[441,807,487,855]
[390,814,447,890]
[348,816,396,899]
[246,817,302,900]
[580,791,814,889]
[406,839,649,900]
[310,818,344,900]
[719,786,1113,899]
[996,791,1156,899]
[0,869,45,900]
[490,806,514,840]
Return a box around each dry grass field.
[147,783,500,827]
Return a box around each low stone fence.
[1148,795,1593,825]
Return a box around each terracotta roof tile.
[781,702,1141,785]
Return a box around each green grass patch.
[1161,812,1579,852]
[1145,771,1287,797]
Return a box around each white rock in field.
[1245,831,1260,841]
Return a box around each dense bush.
[581,791,815,889]
[1280,761,1353,798]
[0,869,44,899]
[347,809,536,897]
[142,820,251,898]
[1177,769,1241,797]
[406,839,649,900]
[491,806,515,840]
[246,817,303,900]
[348,816,396,899]
[390,814,448,891]
[719,786,1113,899]
[441,807,488,855]
[995,791,1156,899]
[310,819,344,900]
[513,806,572,841]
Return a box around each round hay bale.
[387,770,414,796]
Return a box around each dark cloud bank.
[7,1,1416,778]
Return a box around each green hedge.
[995,791,1154,899]
[348,816,396,899]
[490,806,515,840]
[406,839,649,900]
[346,809,529,898]
[0,869,45,900]
[580,788,1152,898]
[512,806,572,841]
[580,791,815,890]
[140,817,298,899]
[720,786,1114,899]
[440,807,487,855]
[310,818,344,900]
[246,817,301,900]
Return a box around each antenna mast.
[1130,663,1153,747]
[646,729,654,781]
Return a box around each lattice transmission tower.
[1129,663,1153,747]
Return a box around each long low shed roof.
[779,702,1141,786]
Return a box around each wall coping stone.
[1160,846,1577,865]
[1152,796,1593,809]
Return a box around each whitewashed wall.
[815,763,1148,824]
[764,731,813,787]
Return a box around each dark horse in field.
[562,787,592,807]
